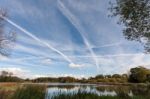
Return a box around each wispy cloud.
[92,42,122,48]
[57,0,99,69]
[0,0,149,77]
[2,16,75,64]
[69,63,85,68]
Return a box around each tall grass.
[11,85,46,99]
[0,84,46,99]
[0,83,17,99]
[50,91,121,99]
[1,84,150,99]
[0,90,11,99]
[49,91,150,99]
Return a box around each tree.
[0,70,23,82]
[122,74,128,78]
[95,74,104,79]
[112,74,121,78]
[110,0,150,53]
[129,66,150,83]
[0,8,16,56]
[105,75,112,78]
[1,71,9,77]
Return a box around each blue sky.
[0,0,150,78]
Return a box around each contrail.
[68,53,146,58]
[1,16,74,64]
[57,0,100,69]
[93,42,122,48]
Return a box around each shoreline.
[0,82,149,86]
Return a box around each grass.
[50,91,102,99]
[0,83,19,99]
[11,84,46,99]
[0,83,19,90]
[49,90,150,99]
[0,84,46,99]
[50,91,119,99]
[0,83,150,99]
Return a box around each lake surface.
[45,83,150,99]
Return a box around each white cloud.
[69,63,85,68]
[0,55,8,61]
[1,0,150,77]
[0,67,29,78]
[97,53,150,74]
[130,54,150,67]
[0,67,87,79]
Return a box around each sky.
[0,0,150,79]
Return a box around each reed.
[11,84,46,99]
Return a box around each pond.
[45,83,150,99]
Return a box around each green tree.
[112,74,121,78]
[129,66,150,83]
[95,74,104,79]
[105,75,112,78]
[110,0,150,52]
[0,71,22,82]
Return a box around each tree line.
[1,66,150,83]
[0,71,23,82]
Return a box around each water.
[45,83,150,99]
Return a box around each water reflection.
[46,83,150,99]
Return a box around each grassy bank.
[0,84,46,99]
[11,84,46,99]
[0,83,19,99]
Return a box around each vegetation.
[0,83,21,99]
[0,0,149,98]
[0,71,23,82]
[48,84,150,99]
[0,66,150,99]
[0,84,46,99]
[1,66,150,84]
[50,91,102,99]
[129,66,150,83]
[1,83,150,99]
[49,90,150,99]
[110,0,150,53]
[1,67,149,98]
[33,76,77,83]
[33,66,150,84]
[11,85,46,99]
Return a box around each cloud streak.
[1,15,74,64]
[69,63,85,68]
[92,42,122,48]
[67,53,146,58]
[57,0,99,69]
